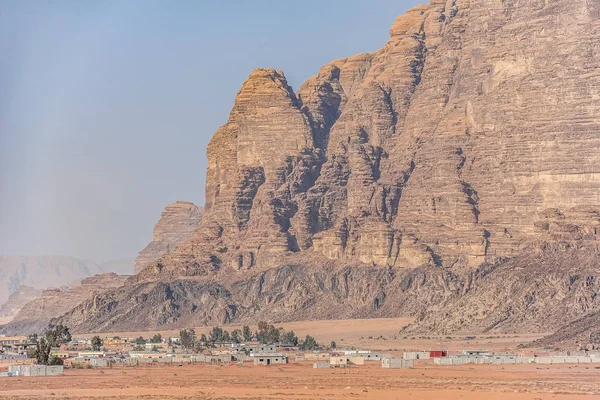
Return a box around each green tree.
[135,336,146,345]
[242,325,253,341]
[231,329,242,343]
[200,333,207,344]
[91,336,103,351]
[222,330,231,342]
[282,330,299,346]
[209,327,225,342]
[34,337,51,365]
[31,324,72,365]
[179,329,196,349]
[330,340,337,350]
[150,333,162,343]
[300,335,318,350]
[46,324,71,346]
[255,322,280,344]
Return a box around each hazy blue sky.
[0,0,423,263]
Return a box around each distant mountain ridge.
[0,256,134,326]
[0,255,104,305]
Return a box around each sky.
[0,0,423,263]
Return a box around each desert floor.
[2,318,598,400]
[1,362,600,399]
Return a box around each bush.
[48,356,64,366]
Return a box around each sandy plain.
[1,318,598,400]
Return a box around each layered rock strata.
[21,0,600,336]
[134,201,203,274]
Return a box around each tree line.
[178,321,322,350]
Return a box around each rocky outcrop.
[134,202,203,274]
[401,241,600,336]
[0,273,129,336]
[532,311,600,350]
[0,286,42,325]
[57,261,463,333]
[39,0,600,335]
[0,256,104,306]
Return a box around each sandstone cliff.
[134,201,204,274]
[48,0,600,336]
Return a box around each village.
[2,323,600,377]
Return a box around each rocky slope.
[401,240,600,335]
[134,201,204,274]
[0,256,104,306]
[50,0,600,335]
[56,260,463,333]
[0,286,42,325]
[531,311,600,350]
[0,273,129,336]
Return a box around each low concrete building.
[403,351,431,360]
[329,356,347,366]
[303,352,330,361]
[346,356,366,365]
[8,365,64,376]
[462,350,492,356]
[89,358,112,368]
[0,354,27,360]
[78,351,105,358]
[382,358,414,369]
[343,351,385,361]
[239,344,277,354]
[0,336,28,346]
[252,353,288,365]
[128,352,168,359]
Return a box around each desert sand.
[1,362,599,399]
[2,319,597,399]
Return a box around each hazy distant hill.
[0,256,104,305]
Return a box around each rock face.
[0,286,42,325]
[134,202,204,274]
[149,0,600,277]
[45,0,600,335]
[0,256,104,306]
[0,273,129,336]
[532,310,600,350]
